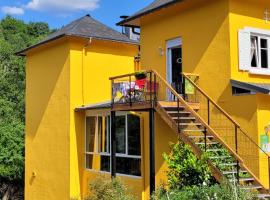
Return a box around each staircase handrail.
[182,73,270,158]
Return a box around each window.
[232,86,253,95]
[85,114,141,177]
[239,27,270,75]
[85,116,111,172]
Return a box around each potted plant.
[135,71,147,80]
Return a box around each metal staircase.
[158,104,270,199]
[110,70,270,199]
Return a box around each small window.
[232,86,252,95]
[239,28,270,74]
[251,35,269,69]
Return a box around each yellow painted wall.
[257,94,270,188]
[139,0,270,191]
[229,0,270,83]
[139,0,231,196]
[228,0,270,187]
[25,36,139,199]
[141,112,177,199]
[25,38,70,200]
[68,37,140,199]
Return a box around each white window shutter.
[238,29,251,71]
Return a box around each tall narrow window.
[116,116,126,154]
[85,116,110,172]
[260,38,268,68]
[251,36,259,68]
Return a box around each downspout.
[81,37,92,106]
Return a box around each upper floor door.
[166,38,182,100]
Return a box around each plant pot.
[135,72,147,80]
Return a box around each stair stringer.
[155,102,268,194]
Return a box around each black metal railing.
[110,71,158,108]
[183,73,270,188]
[109,70,270,188]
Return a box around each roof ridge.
[89,16,132,40]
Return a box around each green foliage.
[152,182,257,200]
[86,176,134,200]
[0,15,51,198]
[163,141,216,190]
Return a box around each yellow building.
[20,0,270,199]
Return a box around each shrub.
[163,141,216,190]
[85,176,134,200]
[152,182,257,200]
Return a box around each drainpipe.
[81,37,92,106]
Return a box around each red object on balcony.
[135,78,147,89]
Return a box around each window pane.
[261,49,268,69]
[251,36,259,68]
[261,38,268,49]
[128,115,141,156]
[100,155,110,172]
[116,157,141,176]
[116,116,126,154]
[105,116,110,153]
[86,117,96,152]
[86,154,93,169]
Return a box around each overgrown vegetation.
[152,183,256,200]
[163,141,216,190]
[86,176,134,200]
[0,15,51,199]
[152,141,256,200]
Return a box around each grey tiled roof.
[231,79,270,94]
[18,15,138,55]
[117,0,182,26]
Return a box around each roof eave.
[117,0,182,27]
[16,34,66,56]
[231,79,270,94]
[16,34,139,56]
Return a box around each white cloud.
[25,0,99,13]
[1,6,25,15]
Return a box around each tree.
[0,15,51,199]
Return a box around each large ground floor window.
[85,113,141,177]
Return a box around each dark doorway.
[171,47,182,94]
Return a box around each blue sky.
[0,0,153,31]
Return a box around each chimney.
[120,16,140,41]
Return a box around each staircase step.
[183,129,205,132]
[164,106,185,111]
[189,135,214,139]
[222,170,248,175]
[257,194,270,199]
[173,117,196,120]
[206,148,224,152]
[209,156,231,159]
[228,177,255,183]
[239,177,255,182]
[219,163,237,167]
[167,111,190,114]
[195,142,219,145]
[240,185,262,190]
[179,123,202,126]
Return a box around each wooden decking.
[111,101,200,111]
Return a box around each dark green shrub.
[163,141,216,190]
[85,176,134,200]
[152,182,256,200]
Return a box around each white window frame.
[239,27,270,75]
[85,112,142,178]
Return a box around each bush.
[163,141,216,190]
[152,182,256,200]
[85,176,134,200]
